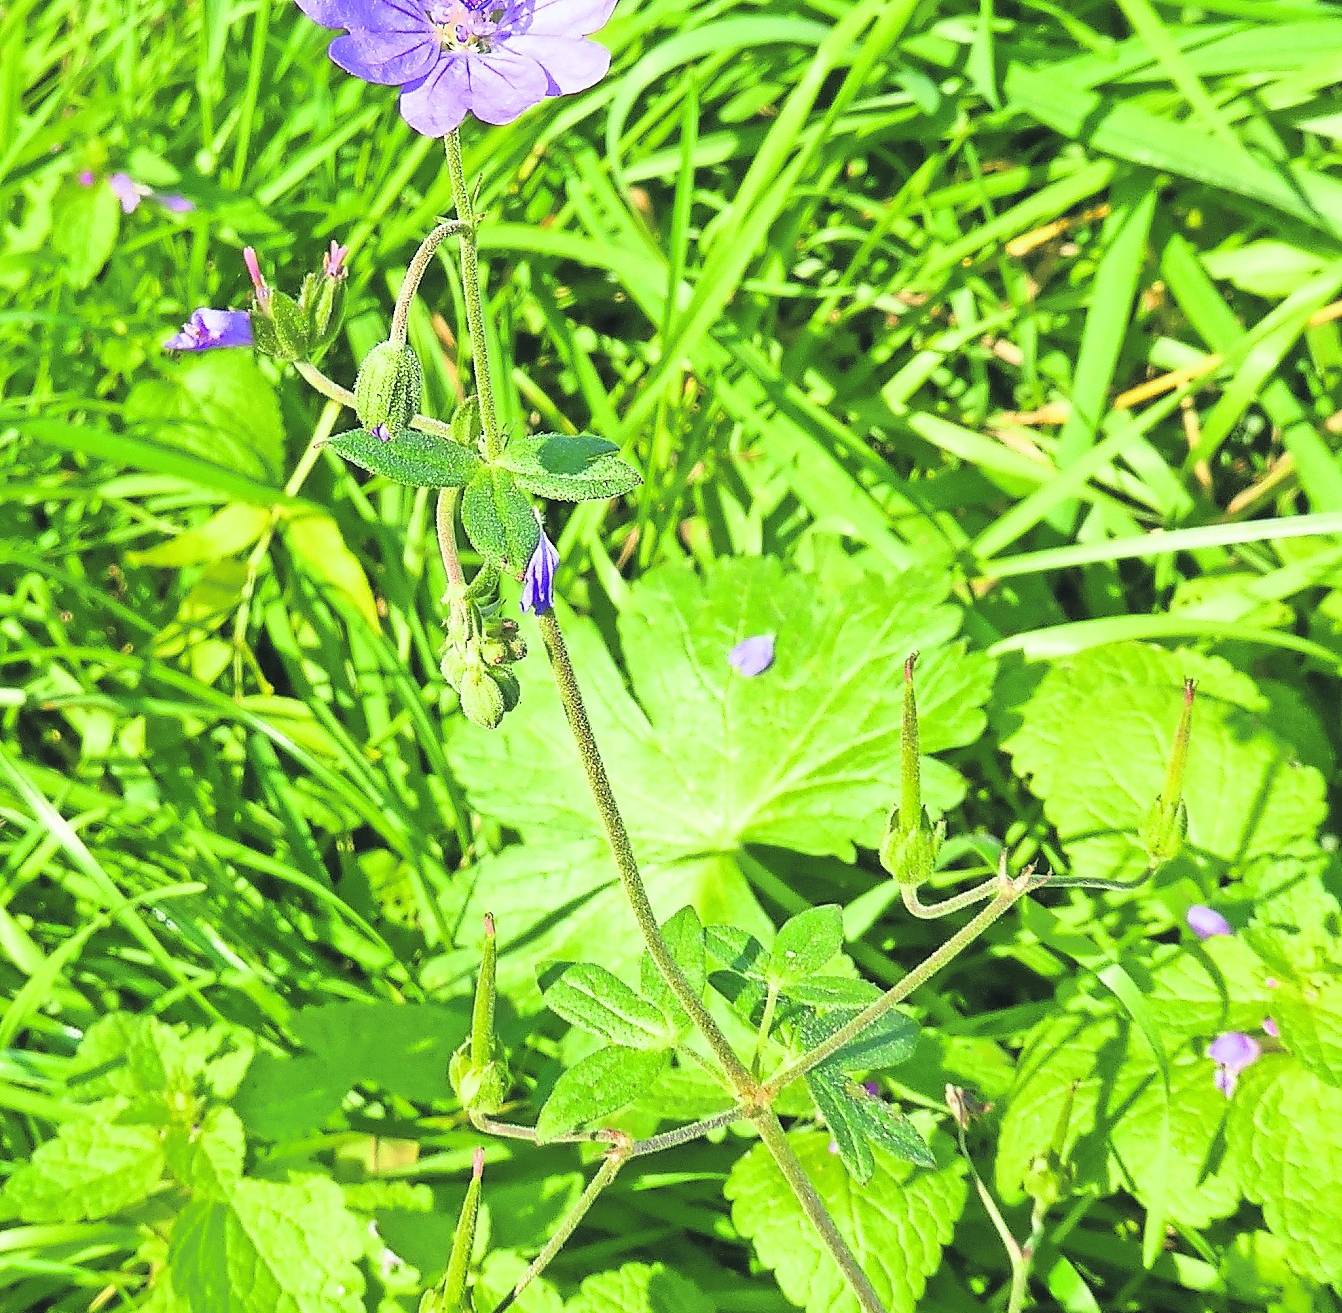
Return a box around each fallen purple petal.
[108,171,148,214]
[293,0,618,137]
[1186,904,1233,940]
[728,633,775,677]
[163,308,253,352]
[1208,1030,1260,1098]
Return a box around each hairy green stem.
[901,874,999,920]
[389,219,466,347]
[536,611,753,1091]
[444,130,503,459]
[753,982,780,1076]
[436,488,465,592]
[752,1110,887,1313]
[293,360,458,440]
[764,869,1040,1098]
[492,1151,626,1313]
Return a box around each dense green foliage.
[3,0,1342,1311]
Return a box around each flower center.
[427,1,503,50]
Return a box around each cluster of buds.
[441,568,528,730]
[248,241,348,363]
[879,653,945,887]
[449,914,512,1115]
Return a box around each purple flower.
[728,633,775,677]
[108,171,150,213]
[371,422,392,442]
[77,169,97,186]
[1208,1031,1260,1097]
[520,529,559,614]
[323,240,350,279]
[1186,904,1233,941]
[163,308,254,352]
[156,192,196,213]
[1262,1017,1280,1039]
[293,0,619,136]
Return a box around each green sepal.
[498,434,642,502]
[451,395,482,446]
[298,271,345,359]
[354,340,423,438]
[251,290,311,362]
[325,427,482,488]
[449,1042,511,1114]
[461,468,540,569]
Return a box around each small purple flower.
[371,423,392,442]
[163,308,254,352]
[728,633,775,677]
[323,240,350,279]
[242,246,271,311]
[520,529,559,614]
[77,169,97,186]
[1208,1031,1260,1098]
[861,1080,881,1098]
[1262,1017,1280,1039]
[1186,904,1233,941]
[293,0,619,137]
[108,171,149,214]
[156,192,196,213]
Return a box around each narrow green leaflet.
[705,925,767,976]
[809,1072,934,1182]
[639,906,706,1029]
[544,964,674,1050]
[2,1118,166,1222]
[1229,1055,1342,1282]
[169,1175,366,1313]
[1000,644,1328,884]
[462,467,542,568]
[536,1045,670,1143]
[804,1005,919,1075]
[565,1261,712,1313]
[787,977,881,1008]
[452,557,993,863]
[769,905,843,983]
[325,427,481,488]
[726,1130,966,1313]
[499,434,642,502]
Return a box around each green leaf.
[640,906,706,1030]
[1000,644,1328,884]
[125,353,287,484]
[705,925,767,976]
[499,434,642,502]
[565,1261,712,1313]
[807,1068,934,1183]
[131,503,273,568]
[802,1005,919,1075]
[1273,971,1342,1087]
[994,1011,1241,1228]
[283,510,381,631]
[1229,1054,1342,1282]
[544,964,673,1050]
[786,977,881,1009]
[462,467,542,568]
[769,905,843,984]
[452,557,992,864]
[726,1129,966,1313]
[536,1045,669,1143]
[324,427,480,489]
[54,179,120,289]
[3,1118,165,1221]
[165,1106,245,1199]
[169,1175,365,1313]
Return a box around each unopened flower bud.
[451,394,482,446]
[440,647,467,691]
[355,340,423,441]
[243,246,314,362]
[298,242,348,360]
[489,667,520,712]
[458,663,506,729]
[1140,678,1195,867]
[419,1148,485,1313]
[880,653,943,885]
[449,915,511,1115]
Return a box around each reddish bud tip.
[483,912,495,938]
[472,1147,486,1180]
[242,245,270,308]
[1183,678,1197,705]
[904,651,919,683]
